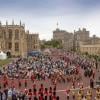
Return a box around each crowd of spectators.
[0,49,99,100]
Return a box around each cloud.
[0,0,100,40]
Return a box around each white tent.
[0,51,7,60]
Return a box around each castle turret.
[6,20,8,26]
[12,20,14,25]
[20,20,21,26]
[0,21,1,26]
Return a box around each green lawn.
[0,59,12,66]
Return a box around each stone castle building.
[26,32,40,52]
[53,27,100,55]
[73,28,90,51]
[0,21,40,57]
[79,35,100,55]
[74,28,100,55]
[74,28,90,42]
[53,28,73,51]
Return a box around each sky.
[0,0,100,40]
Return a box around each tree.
[40,39,63,49]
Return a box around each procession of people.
[0,49,100,100]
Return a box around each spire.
[6,20,8,25]
[56,22,60,31]
[12,19,14,25]
[57,22,59,29]
[0,21,1,26]
[23,23,25,28]
[20,20,21,26]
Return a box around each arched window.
[8,42,12,50]
[8,29,12,39]
[15,29,19,40]
[15,42,19,51]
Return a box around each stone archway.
[6,51,11,57]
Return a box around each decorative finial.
[0,21,1,26]
[79,28,81,31]
[6,20,8,25]
[12,19,14,25]
[20,20,21,26]
[57,22,59,29]
[23,23,25,28]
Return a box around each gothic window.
[15,42,19,51]
[8,29,12,39]
[15,29,19,40]
[0,33,2,38]
[3,30,6,39]
[34,45,36,49]
[8,42,12,50]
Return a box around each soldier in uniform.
[66,89,70,100]
[86,89,92,100]
[96,87,100,99]
[77,90,82,100]
[71,86,75,100]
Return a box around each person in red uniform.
[52,91,56,100]
[31,74,35,83]
[34,96,38,100]
[38,88,42,99]
[24,79,27,88]
[33,88,37,98]
[56,96,60,100]
[66,89,70,100]
[53,85,56,92]
[40,84,44,93]
[28,89,32,100]
[33,83,36,91]
[3,75,8,88]
[39,93,44,100]
[49,87,52,100]
[24,88,28,95]
[44,88,48,100]
[18,79,21,88]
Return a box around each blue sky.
[0,0,100,40]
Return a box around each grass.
[0,58,12,67]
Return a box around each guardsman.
[52,91,56,100]
[33,83,36,90]
[24,79,27,88]
[33,88,37,98]
[28,89,32,100]
[66,89,70,100]
[77,90,82,100]
[24,88,28,96]
[80,83,84,98]
[95,96,100,100]
[49,87,52,100]
[86,89,92,100]
[96,87,100,99]
[40,84,44,93]
[71,86,75,100]
[18,79,21,88]
[38,88,42,99]
[44,88,48,100]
